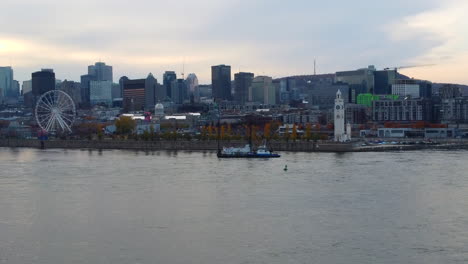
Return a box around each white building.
[186,73,199,103]
[392,83,420,98]
[154,103,165,119]
[90,80,113,105]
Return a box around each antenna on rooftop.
[181,57,185,79]
[314,59,316,75]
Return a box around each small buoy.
[284,165,288,171]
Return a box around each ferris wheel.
[35,90,76,133]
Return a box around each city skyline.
[0,0,467,84]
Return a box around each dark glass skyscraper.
[211,65,232,101]
[32,69,55,96]
[163,71,177,98]
[234,72,254,104]
[80,74,96,106]
[170,79,187,104]
[31,69,55,109]
[374,69,396,95]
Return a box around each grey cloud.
[0,0,451,83]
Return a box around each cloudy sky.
[1,0,467,84]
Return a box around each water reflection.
[0,148,467,264]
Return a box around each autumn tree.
[226,124,232,140]
[291,124,298,141]
[74,122,102,139]
[201,126,208,140]
[264,123,271,140]
[251,125,258,141]
[115,116,136,135]
[283,125,290,142]
[305,123,312,141]
[270,121,281,140]
[207,125,213,139]
[220,125,226,140]
[243,124,250,140]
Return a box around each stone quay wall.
[0,139,354,152]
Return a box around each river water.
[0,148,467,264]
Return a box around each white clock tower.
[334,90,346,142]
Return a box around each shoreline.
[1,139,467,153]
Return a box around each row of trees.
[199,122,327,141]
[74,116,328,141]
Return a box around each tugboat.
[217,127,280,158]
[215,106,280,158]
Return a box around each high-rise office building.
[111,83,121,100]
[119,76,129,99]
[185,73,199,103]
[198,85,212,99]
[80,74,96,105]
[234,72,254,104]
[418,81,432,99]
[391,79,433,99]
[80,62,113,106]
[22,80,33,108]
[170,79,187,104]
[374,69,397,95]
[122,73,157,112]
[22,80,32,95]
[211,65,232,101]
[249,76,276,105]
[59,80,82,105]
[10,80,20,98]
[308,83,350,110]
[163,71,177,98]
[155,83,166,103]
[88,62,113,82]
[392,79,420,98]
[279,78,296,103]
[0,66,13,99]
[335,65,376,102]
[32,69,55,96]
[31,69,55,108]
[90,80,113,105]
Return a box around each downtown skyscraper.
[163,71,177,98]
[81,62,113,106]
[234,72,254,104]
[88,62,113,83]
[0,67,13,100]
[211,65,232,101]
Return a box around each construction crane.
[383,64,436,71]
[181,61,185,80]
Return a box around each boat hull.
[217,153,281,158]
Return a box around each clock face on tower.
[336,105,341,110]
